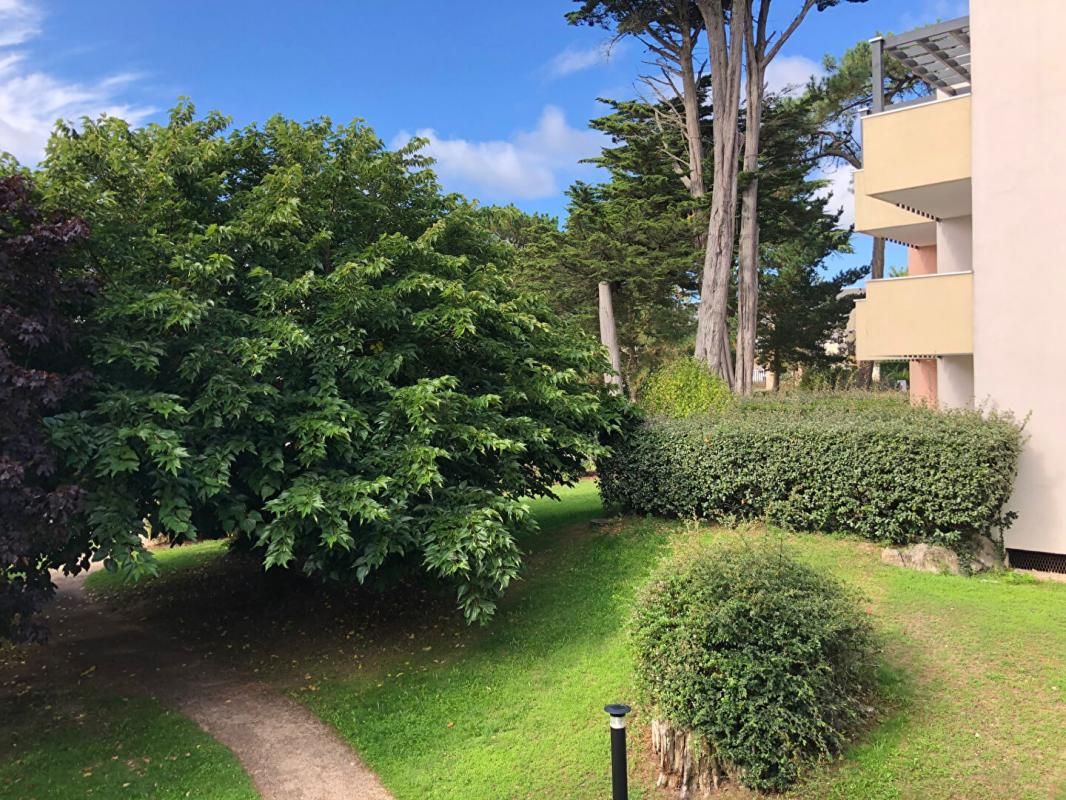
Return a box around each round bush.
[640,358,733,418]
[632,544,877,791]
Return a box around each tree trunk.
[734,61,764,397]
[870,235,885,280]
[598,281,623,392]
[650,719,729,796]
[693,0,748,384]
[855,236,886,388]
[679,21,705,202]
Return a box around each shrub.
[39,104,627,624]
[640,358,733,418]
[632,544,877,791]
[600,394,1023,545]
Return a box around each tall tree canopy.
[37,104,625,624]
[0,173,93,642]
[498,88,853,396]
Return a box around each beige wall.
[854,170,937,246]
[854,272,973,360]
[972,0,1066,554]
[861,95,972,218]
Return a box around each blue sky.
[1,0,967,273]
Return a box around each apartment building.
[852,0,1066,564]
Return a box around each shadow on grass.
[80,480,615,685]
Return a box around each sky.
[0,0,968,274]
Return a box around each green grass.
[298,482,1066,800]
[0,693,258,800]
[304,481,670,800]
[84,539,231,596]
[54,480,1066,799]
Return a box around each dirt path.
[27,571,394,800]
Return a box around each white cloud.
[764,55,824,97]
[393,106,606,200]
[0,0,39,47]
[544,41,621,79]
[0,0,154,165]
[817,162,854,230]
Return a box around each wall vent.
[1007,549,1066,575]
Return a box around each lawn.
[85,539,232,597]
[298,481,1066,800]
[304,480,669,800]
[22,480,1066,800]
[0,692,257,800]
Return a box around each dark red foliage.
[0,174,93,642]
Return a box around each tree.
[39,104,626,623]
[732,0,867,396]
[568,2,706,391]
[0,172,93,642]
[567,2,706,200]
[757,246,864,382]
[805,38,926,385]
[747,93,855,382]
[487,93,702,398]
[692,0,748,381]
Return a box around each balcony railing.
[854,271,973,360]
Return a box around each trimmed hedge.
[600,394,1023,545]
[640,358,734,418]
[632,544,876,791]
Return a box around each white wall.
[972,0,1066,554]
[937,217,974,408]
[936,216,972,274]
[938,355,974,409]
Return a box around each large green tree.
[498,89,852,395]
[489,95,702,398]
[39,104,625,622]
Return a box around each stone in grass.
[881,543,961,574]
[968,535,1004,573]
[880,535,1003,575]
[589,518,615,528]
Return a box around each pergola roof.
[884,16,971,95]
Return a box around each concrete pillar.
[909,359,938,406]
[938,355,975,409]
[906,245,939,407]
[907,244,937,276]
[936,217,973,274]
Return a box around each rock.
[589,518,615,528]
[968,534,1004,573]
[880,543,961,575]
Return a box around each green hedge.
[632,544,876,791]
[600,394,1023,545]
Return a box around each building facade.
[852,0,1066,562]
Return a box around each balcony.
[860,94,971,220]
[854,271,973,360]
[853,170,936,246]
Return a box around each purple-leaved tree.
[0,173,93,642]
